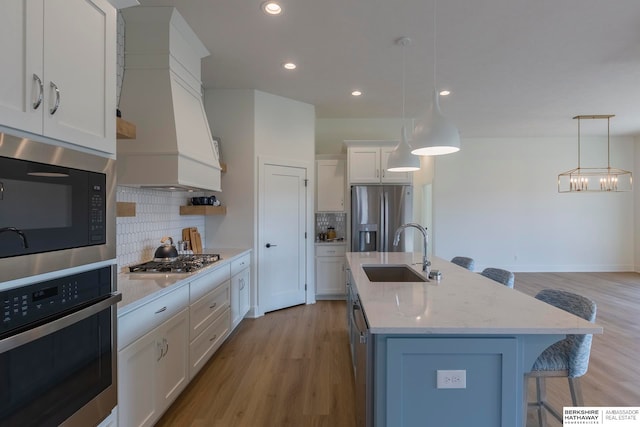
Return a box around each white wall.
[203,89,316,315]
[316,118,638,272]
[316,118,408,154]
[255,91,315,160]
[203,89,256,249]
[433,136,636,272]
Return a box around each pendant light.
[411,0,460,156]
[387,37,421,172]
[557,115,632,192]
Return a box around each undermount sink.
[363,265,428,283]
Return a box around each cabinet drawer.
[118,284,189,351]
[190,281,230,340]
[230,253,251,276]
[190,264,231,303]
[316,245,346,257]
[189,307,230,379]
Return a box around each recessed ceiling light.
[351,90,362,96]
[283,62,296,70]
[439,90,451,96]
[262,2,282,15]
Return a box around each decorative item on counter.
[153,236,179,261]
[176,240,193,255]
[327,227,336,240]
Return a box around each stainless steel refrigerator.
[351,185,413,252]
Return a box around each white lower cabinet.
[315,244,347,298]
[118,307,189,427]
[117,252,252,427]
[230,253,251,330]
[188,270,231,379]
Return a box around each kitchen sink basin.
[362,265,428,283]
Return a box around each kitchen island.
[346,251,602,427]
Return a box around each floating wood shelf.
[180,205,227,216]
[116,117,136,139]
[117,202,136,217]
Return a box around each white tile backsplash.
[116,186,206,268]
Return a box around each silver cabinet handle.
[0,181,4,200]
[164,338,169,358]
[33,74,43,110]
[49,81,60,115]
[157,340,164,361]
[376,168,380,178]
[239,278,245,290]
[265,243,277,248]
[154,306,167,314]
[209,334,218,343]
[209,302,217,309]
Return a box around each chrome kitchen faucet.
[393,223,430,272]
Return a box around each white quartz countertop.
[117,248,250,316]
[346,252,603,335]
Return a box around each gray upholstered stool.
[480,267,515,288]
[527,289,597,427]
[450,256,475,271]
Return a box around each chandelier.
[557,115,632,193]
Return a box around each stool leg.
[536,377,547,427]
[568,377,584,406]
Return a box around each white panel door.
[259,163,307,313]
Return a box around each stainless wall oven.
[0,265,121,427]
[0,132,115,283]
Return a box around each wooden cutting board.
[182,227,202,253]
[194,231,202,254]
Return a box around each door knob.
[266,243,277,248]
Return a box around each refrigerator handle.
[381,191,387,251]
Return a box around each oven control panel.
[0,266,112,335]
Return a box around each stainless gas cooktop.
[128,254,221,274]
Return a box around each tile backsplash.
[315,212,347,240]
[116,186,206,268]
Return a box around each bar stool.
[450,256,475,271]
[527,289,597,427]
[480,267,515,288]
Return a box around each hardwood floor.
[156,273,640,427]
[156,300,356,427]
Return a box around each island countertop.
[346,251,603,335]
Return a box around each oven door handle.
[0,292,122,353]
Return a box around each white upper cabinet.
[0,0,116,155]
[316,159,345,212]
[348,146,412,184]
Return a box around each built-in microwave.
[0,132,115,282]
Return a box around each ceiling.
[136,0,640,138]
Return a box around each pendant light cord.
[402,41,406,125]
[433,0,437,89]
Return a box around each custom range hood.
[117,7,221,191]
